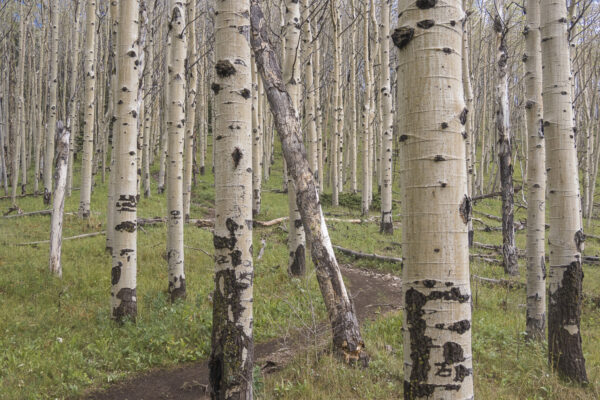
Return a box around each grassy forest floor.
[1,141,600,400]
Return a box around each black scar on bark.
[416,0,437,8]
[574,229,585,253]
[232,147,243,168]
[454,364,472,382]
[115,221,136,232]
[391,26,414,50]
[294,219,303,229]
[441,122,449,129]
[211,83,221,94]
[240,88,251,99]
[423,279,437,288]
[459,108,469,125]
[113,288,137,322]
[540,255,546,279]
[215,59,236,77]
[417,20,435,29]
[111,263,122,285]
[169,277,187,301]
[289,244,306,276]
[548,261,588,383]
[116,194,137,212]
[448,319,471,334]
[459,195,472,225]
[399,134,408,142]
[434,155,446,162]
[405,288,435,398]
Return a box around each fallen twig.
[472,186,522,203]
[17,231,106,246]
[471,274,525,289]
[332,245,403,264]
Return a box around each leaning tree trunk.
[394,0,474,396]
[250,0,367,364]
[283,0,306,276]
[379,0,393,235]
[493,1,518,276]
[208,0,255,397]
[541,0,588,383]
[111,0,141,322]
[49,123,69,278]
[78,0,98,219]
[524,0,546,341]
[43,0,60,205]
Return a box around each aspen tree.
[493,0,518,275]
[78,0,97,219]
[111,0,141,322]
[166,0,187,301]
[462,0,474,245]
[524,0,546,341]
[283,0,306,276]
[66,1,81,198]
[43,0,60,205]
[182,0,196,218]
[394,0,474,395]
[11,0,26,205]
[34,32,47,195]
[331,2,340,206]
[302,0,318,188]
[106,0,119,253]
[209,0,255,396]
[142,19,154,199]
[541,0,588,382]
[251,55,263,217]
[379,0,393,235]
[362,2,371,216]
[349,0,358,194]
[49,123,69,278]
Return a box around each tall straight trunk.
[111,0,140,322]
[541,0,587,382]
[67,2,81,197]
[314,34,324,193]
[493,2,518,275]
[251,56,263,217]
[166,0,187,301]
[362,4,371,216]
[283,0,306,276]
[106,0,119,253]
[12,0,26,204]
[302,0,318,188]
[49,123,69,278]
[142,29,153,199]
[524,0,546,341]
[182,0,196,218]
[250,0,367,364]
[44,0,60,205]
[462,0,474,245]
[78,0,97,219]
[379,0,393,235]
[349,0,358,194]
[331,4,340,206]
[394,0,474,396]
[209,0,255,396]
[0,88,7,195]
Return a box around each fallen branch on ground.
[17,231,106,246]
[472,274,525,289]
[472,186,522,203]
[332,245,403,264]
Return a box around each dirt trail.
[83,266,402,400]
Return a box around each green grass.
[1,140,599,399]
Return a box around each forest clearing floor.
[84,265,403,400]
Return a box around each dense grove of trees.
[0,0,599,397]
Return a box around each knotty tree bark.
[250,0,367,364]
[541,0,588,382]
[209,0,255,397]
[111,0,141,322]
[49,122,69,278]
[524,0,546,341]
[394,0,474,396]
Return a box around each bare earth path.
[83,266,402,400]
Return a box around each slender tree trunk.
[379,0,393,235]
[362,3,371,216]
[182,0,196,218]
[462,0,474,245]
[250,0,367,364]
[49,123,69,278]
[106,0,119,253]
[111,0,141,322]
[166,0,187,301]
[394,0,474,395]
[541,0,587,382]
[251,56,263,217]
[67,2,81,198]
[493,3,518,275]
[349,0,358,194]
[302,0,318,189]
[209,0,255,396]
[331,3,340,207]
[44,0,60,205]
[524,0,546,341]
[12,0,26,205]
[78,0,98,218]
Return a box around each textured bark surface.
[78,0,98,219]
[493,1,518,276]
[106,0,119,253]
[111,0,140,322]
[251,57,263,217]
[182,0,196,218]
[66,3,81,198]
[361,4,371,216]
[379,0,393,235]
[49,123,70,278]
[250,0,367,363]
[209,0,255,397]
[166,0,187,302]
[524,0,546,341]
[395,0,474,396]
[541,0,587,382]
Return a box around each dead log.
[332,245,403,264]
[472,185,522,203]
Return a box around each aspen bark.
[462,0,474,245]
[284,0,306,276]
[493,2,518,276]
[362,3,371,216]
[302,0,318,188]
[349,0,358,194]
[49,123,69,278]
[66,2,81,198]
[106,0,119,253]
[379,0,393,235]
[12,0,26,205]
[250,0,367,364]
[331,3,340,207]
[251,56,263,217]
[524,0,546,341]
[394,0,474,395]
[182,0,196,218]
[43,0,60,205]
[541,0,587,382]
[111,0,140,322]
[209,0,255,396]
[78,0,97,219]
[166,0,187,301]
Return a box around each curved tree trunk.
[394,0,474,396]
[541,0,588,382]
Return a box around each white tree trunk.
[49,123,69,278]
[379,0,393,235]
[182,0,196,218]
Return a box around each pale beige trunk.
[462,0,474,245]
[331,3,340,206]
[394,0,474,395]
[209,0,254,396]
[379,0,393,235]
[541,0,587,382]
[106,0,119,253]
[302,0,318,187]
[11,0,26,204]
[111,0,140,322]
[361,5,371,215]
[182,0,196,218]
[49,124,69,278]
[524,0,546,341]
[78,0,97,219]
[251,56,263,217]
[349,0,358,194]
[66,3,81,198]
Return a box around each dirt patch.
[82,265,402,400]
